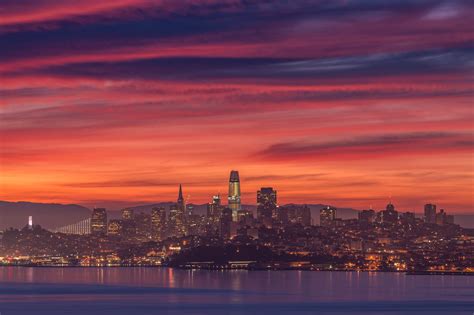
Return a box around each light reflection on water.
[0,267,472,314]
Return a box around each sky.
[0,0,473,213]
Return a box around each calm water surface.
[0,267,472,314]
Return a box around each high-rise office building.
[91,208,107,235]
[436,209,447,225]
[122,208,134,220]
[121,219,136,240]
[107,219,123,236]
[257,187,277,222]
[121,208,135,240]
[207,194,221,215]
[358,209,376,223]
[400,212,416,225]
[151,206,166,241]
[220,207,233,239]
[206,194,223,235]
[275,206,289,225]
[134,212,152,241]
[285,205,298,224]
[207,194,223,219]
[168,203,178,235]
[228,170,241,221]
[379,202,398,224]
[424,204,437,224]
[237,209,253,224]
[320,206,336,227]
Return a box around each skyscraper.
[207,194,223,219]
[424,204,437,224]
[275,206,289,225]
[168,203,178,235]
[121,208,136,240]
[91,208,107,235]
[206,194,223,235]
[436,209,447,225]
[151,206,166,241]
[320,206,336,227]
[257,187,277,223]
[228,170,241,221]
[220,207,233,239]
[134,212,152,241]
[173,184,186,235]
[177,184,185,214]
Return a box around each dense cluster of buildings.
[0,170,472,273]
[87,171,311,242]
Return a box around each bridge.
[50,217,91,235]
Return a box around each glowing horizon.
[1,1,473,213]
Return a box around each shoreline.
[1,265,472,275]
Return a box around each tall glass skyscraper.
[228,170,241,221]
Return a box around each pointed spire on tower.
[178,184,183,202]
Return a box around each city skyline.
[1,177,467,272]
[1,171,463,215]
[1,1,473,213]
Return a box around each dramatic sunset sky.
[1,0,473,212]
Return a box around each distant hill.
[0,201,91,230]
[454,214,474,229]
